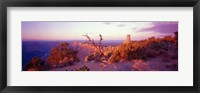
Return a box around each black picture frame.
[0,0,200,93]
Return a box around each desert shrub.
[127,46,147,60]
[75,65,90,71]
[108,51,121,63]
[26,68,38,71]
[84,52,102,62]
[174,32,178,47]
[162,52,169,58]
[161,57,170,62]
[48,42,79,68]
[24,57,47,71]
[159,49,167,54]
[88,54,96,61]
[145,49,159,58]
[149,42,168,51]
[108,43,147,63]
[159,49,169,57]
[170,52,178,60]
[57,58,75,67]
[163,36,175,42]
[147,37,156,44]
[107,34,177,63]
[48,47,62,67]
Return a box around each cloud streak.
[135,22,178,35]
[117,24,126,27]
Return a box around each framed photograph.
[0,0,200,93]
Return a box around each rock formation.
[124,34,131,44]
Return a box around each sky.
[22,21,178,41]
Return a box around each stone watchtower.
[124,34,131,44]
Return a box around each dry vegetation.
[24,57,47,71]
[108,35,177,64]
[24,32,178,71]
[47,42,79,68]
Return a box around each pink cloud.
[135,22,178,35]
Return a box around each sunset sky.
[22,21,178,41]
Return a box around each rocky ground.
[51,58,178,71]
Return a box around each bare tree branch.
[82,34,92,43]
[82,34,105,58]
[99,34,103,45]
